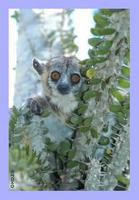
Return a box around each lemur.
[26,56,84,142]
[27,56,83,123]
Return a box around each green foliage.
[115,175,130,187]
[79,9,130,190]
[91,28,115,36]
[111,88,126,102]
[94,12,110,27]
[88,38,104,47]
[121,66,130,77]
[59,9,78,54]
[9,9,130,191]
[46,9,78,55]
[9,145,39,173]
[118,78,130,88]
[83,90,97,101]
[11,11,20,22]
[70,115,83,125]
[98,136,110,145]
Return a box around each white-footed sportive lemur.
[26,56,84,142]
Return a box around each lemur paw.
[26,98,43,115]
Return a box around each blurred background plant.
[9,9,130,190]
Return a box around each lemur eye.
[71,74,80,84]
[51,71,61,81]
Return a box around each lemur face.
[33,56,83,96]
[32,56,83,114]
[49,60,83,95]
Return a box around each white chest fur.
[51,91,78,114]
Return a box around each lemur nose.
[57,84,70,95]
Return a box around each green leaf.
[88,38,104,47]
[93,57,108,64]
[27,151,37,165]
[86,68,96,79]
[68,150,76,159]
[94,13,110,27]
[100,9,124,16]
[58,141,71,154]
[96,40,113,55]
[88,78,101,85]
[88,49,96,57]
[115,175,130,186]
[90,128,99,138]
[79,59,89,65]
[91,28,115,36]
[96,49,110,55]
[80,59,95,67]
[121,67,130,77]
[67,160,79,168]
[116,112,127,124]
[11,11,20,22]
[83,90,96,101]
[70,115,83,125]
[98,136,110,145]
[77,104,88,114]
[47,143,57,152]
[118,79,130,88]
[9,106,20,135]
[110,104,122,113]
[111,88,125,102]
[100,9,114,16]
[41,109,50,117]
[83,117,92,127]
[88,52,107,64]
[78,126,90,133]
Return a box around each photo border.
[0,0,139,199]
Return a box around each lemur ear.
[32,58,44,75]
